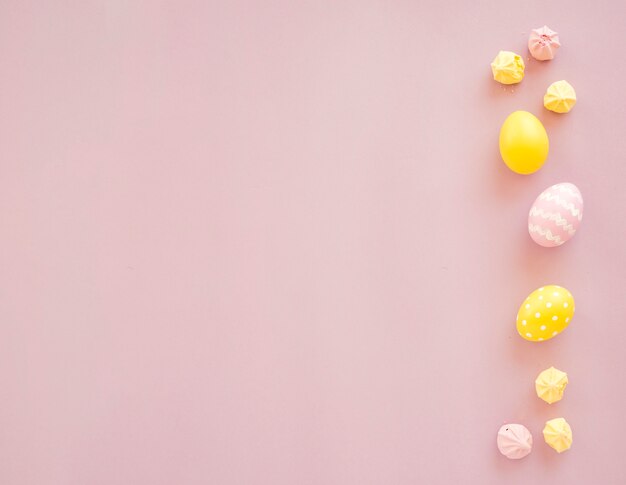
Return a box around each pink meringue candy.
[497,424,533,459]
[528,26,561,61]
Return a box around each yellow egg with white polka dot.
[516,285,574,342]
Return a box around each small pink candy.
[528,26,561,61]
[497,424,533,459]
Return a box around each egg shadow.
[514,225,579,287]
[474,131,541,205]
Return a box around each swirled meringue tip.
[497,424,533,459]
[535,366,568,404]
[543,418,572,453]
[491,51,525,84]
[544,80,577,113]
[528,26,561,61]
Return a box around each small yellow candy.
[544,80,577,113]
[535,367,568,403]
[543,418,572,453]
[516,285,574,342]
[491,51,525,84]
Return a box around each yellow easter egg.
[499,111,549,174]
[516,285,574,342]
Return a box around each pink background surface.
[1,1,626,484]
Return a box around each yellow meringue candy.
[491,51,525,84]
[535,367,568,404]
[544,80,577,113]
[543,418,572,453]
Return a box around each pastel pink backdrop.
[1,1,625,484]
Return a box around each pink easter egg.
[528,183,583,247]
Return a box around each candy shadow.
[484,71,527,99]
[539,109,572,138]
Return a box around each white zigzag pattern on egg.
[528,207,576,235]
[537,192,583,220]
[528,224,564,245]
[552,184,583,202]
